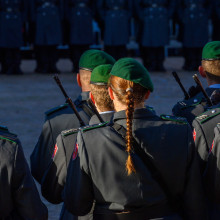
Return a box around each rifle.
[172,71,190,100]
[192,74,213,107]
[53,75,86,127]
[87,98,105,123]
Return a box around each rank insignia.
[72,143,79,161]
[209,140,215,153]
[52,144,58,159]
[193,129,196,142]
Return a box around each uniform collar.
[113,107,157,123]
[89,112,114,125]
[209,84,220,89]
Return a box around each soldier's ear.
[108,87,114,100]
[144,90,150,100]
[77,73,82,87]
[90,92,95,104]
[199,66,206,78]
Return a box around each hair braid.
[125,82,136,175]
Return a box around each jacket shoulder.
[0,126,18,144]
[195,107,220,124]
[174,96,203,110]
[160,114,188,124]
[61,128,79,137]
[81,122,109,133]
[45,103,69,116]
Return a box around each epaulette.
[45,103,69,116]
[81,122,108,133]
[0,129,18,144]
[196,107,220,124]
[61,128,79,137]
[146,105,156,114]
[178,97,203,109]
[160,114,188,124]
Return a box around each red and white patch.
[209,140,215,153]
[193,129,196,142]
[52,144,58,159]
[72,143,79,161]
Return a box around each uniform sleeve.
[182,125,208,219]
[41,134,68,204]
[192,119,209,172]
[203,126,220,203]
[30,119,55,184]
[12,142,48,219]
[64,131,94,216]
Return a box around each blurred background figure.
[179,0,211,71]
[30,0,63,74]
[97,0,132,60]
[64,0,95,73]
[134,0,175,72]
[0,0,28,75]
[211,0,220,41]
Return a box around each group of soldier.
[1,0,220,75]
[1,40,220,219]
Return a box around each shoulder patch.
[81,122,108,132]
[178,97,203,109]
[196,107,220,124]
[45,103,69,116]
[160,114,188,124]
[61,128,79,137]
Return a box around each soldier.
[30,49,115,185]
[192,103,220,172]
[178,0,210,71]
[97,0,132,60]
[134,0,175,72]
[0,0,28,75]
[41,64,114,219]
[0,125,48,219]
[29,0,63,73]
[203,123,220,219]
[64,58,207,219]
[64,0,96,73]
[172,41,220,127]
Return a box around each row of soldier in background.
[1,0,220,75]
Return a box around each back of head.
[109,58,154,175]
[90,64,114,112]
[78,50,116,91]
[202,41,220,83]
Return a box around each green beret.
[110,58,154,92]
[79,50,115,71]
[91,64,113,85]
[202,41,220,60]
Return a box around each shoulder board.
[0,125,9,132]
[61,128,79,137]
[196,107,220,124]
[160,114,188,124]
[45,103,69,116]
[0,131,18,144]
[178,97,203,109]
[146,105,155,113]
[81,122,108,133]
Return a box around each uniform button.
[194,99,198,103]
[212,110,216,113]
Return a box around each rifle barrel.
[53,75,86,126]
[192,74,213,106]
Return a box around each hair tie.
[126,87,133,92]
